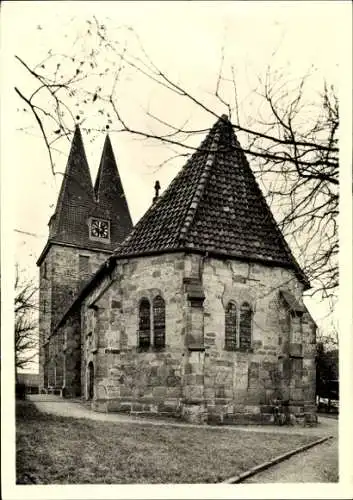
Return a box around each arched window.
[225,302,237,350]
[239,302,252,350]
[153,295,166,348]
[43,343,49,387]
[138,298,151,349]
[87,362,94,400]
[48,359,56,387]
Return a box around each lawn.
[16,401,318,484]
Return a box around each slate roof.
[94,134,133,243]
[114,115,309,288]
[37,127,133,265]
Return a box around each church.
[37,115,317,425]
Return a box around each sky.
[1,0,352,348]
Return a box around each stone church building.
[37,115,317,424]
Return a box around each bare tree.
[13,18,339,304]
[15,266,38,377]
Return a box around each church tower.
[37,127,132,391]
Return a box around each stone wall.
[38,243,110,391]
[81,253,186,416]
[197,256,316,424]
[44,310,82,397]
[38,249,53,391]
[79,251,316,425]
[49,245,110,327]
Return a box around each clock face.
[90,219,109,239]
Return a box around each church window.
[224,301,253,350]
[137,294,166,350]
[138,298,151,349]
[239,302,252,350]
[44,343,49,364]
[153,296,165,348]
[225,302,237,350]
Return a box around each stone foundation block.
[223,413,263,425]
[105,400,132,413]
[207,413,224,425]
[260,413,275,424]
[132,402,145,412]
[157,401,179,415]
[181,403,207,424]
[304,412,318,426]
[92,400,108,412]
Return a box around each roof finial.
[153,180,161,203]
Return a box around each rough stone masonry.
[38,115,318,425]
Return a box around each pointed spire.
[114,115,309,289]
[48,125,95,240]
[94,134,122,200]
[94,134,133,240]
[37,127,134,266]
[55,125,94,209]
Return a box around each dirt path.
[243,437,338,482]
[28,395,337,438]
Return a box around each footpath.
[28,394,337,437]
[243,436,338,482]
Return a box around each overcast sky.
[2,1,352,338]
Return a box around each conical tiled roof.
[114,115,309,287]
[93,134,133,242]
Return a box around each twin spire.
[57,125,123,205]
[43,125,133,256]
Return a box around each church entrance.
[87,362,94,400]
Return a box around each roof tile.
[37,128,133,265]
[114,115,309,287]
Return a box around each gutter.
[222,435,333,483]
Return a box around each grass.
[16,400,318,484]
